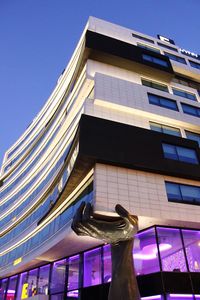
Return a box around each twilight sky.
[0,0,200,165]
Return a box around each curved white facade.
[1,17,200,300]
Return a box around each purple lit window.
[84,248,102,287]
[67,255,80,291]
[133,228,160,275]
[16,272,28,300]
[50,259,66,294]
[103,245,112,283]
[6,276,18,300]
[0,278,8,300]
[182,229,200,272]
[27,269,38,297]
[38,265,50,295]
[157,227,187,272]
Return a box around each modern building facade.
[1,17,200,300]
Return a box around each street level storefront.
[1,225,200,300]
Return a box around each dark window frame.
[164,52,187,65]
[148,93,179,111]
[181,103,200,118]
[132,33,154,44]
[142,54,169,67]
[150,122,181,137]
[165,181,200,206]
[172,88,197,101]
[142,79,169,92]
[162,143,199,164]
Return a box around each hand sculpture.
[71,202,140,300]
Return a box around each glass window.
[84,248,102,287]
[67,255,80,291]
[50,259,66,294]
[189,60,200,70]
[16,272,28,300]
[103,245,112,283]
[142,54,168,67]
[172,88,197,101]
[150,122,181,137]
[132,33,154,44]
[148,94,178,111]
[142,79,168,92]
[27,269,38,297]
[0,279,8,300]
[185,130,200,146]
[137,43,160,53]
[182,103,200,118]
[156,227,187,272]
[6,276,18,300]
[165,182,200,205]
[164,52,187,64]
[157,42,178,52]
[162,143,199,164]
[182,229,200,273]
[38,265,50,295]
[133,227,160,275]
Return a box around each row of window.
[0,183,93,269]
[142,78,198,101]
[141,49,200,70]
[1,225,200,300]
[150,122,200,146]
[148,93,200,118]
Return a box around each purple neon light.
[169,295,193,298]
[134,243,171,260]
[141,295,162,300]
[7,290,15,294]
[67,290,78,298]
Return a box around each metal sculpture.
[71,202,140,300]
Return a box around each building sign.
[157,35,175,45]
[13,257,22,266]
[179,48,200,60]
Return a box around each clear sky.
[0,0,200,165]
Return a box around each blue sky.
[0,0,200,165]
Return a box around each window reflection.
[84,248,102,287]
[156,227,187,272]
[133,227,160,275]
[50,260,66,294]
[6,276,18,300]
[16,272,27,300]
[38,265,50,295]
[67,255,80,291]
[103,244,112,283]
[182,229,200,272]
[0,278,8,300]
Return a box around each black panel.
[79,115,200,181]
[190,273,200,293]
[137,272,164,297]
[80,272,194,299]
[81,283,110,300]
[162,272,192,293]
[85,30,174,74]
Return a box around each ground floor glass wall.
[1,225,200,299]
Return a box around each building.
[1,16,200,300]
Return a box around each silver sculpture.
[71,202,140,300]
